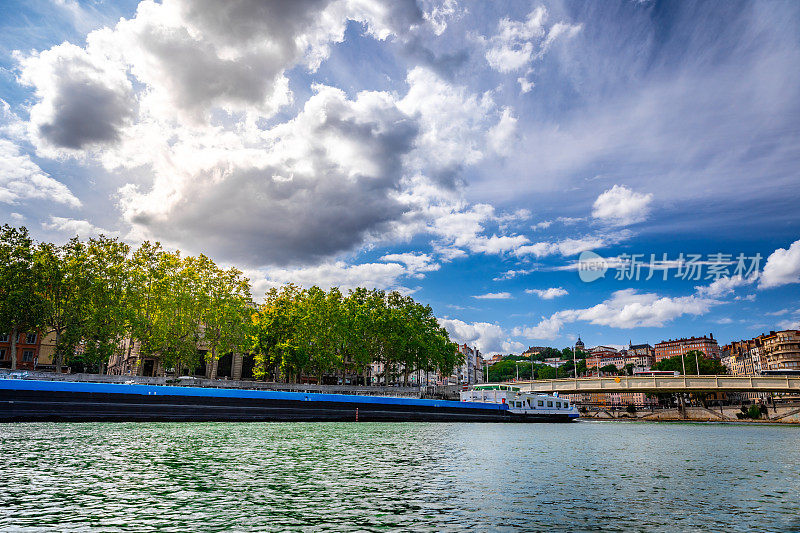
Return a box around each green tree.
[600,364,619,375]
[197,257,253,378]
[652,350,727,375]
[0,225,44,370]
[78,236,131,373]
[33,238,90,372]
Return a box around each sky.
[2,0,800,356]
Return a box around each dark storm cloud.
[37,77,132,149]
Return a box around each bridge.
[511,375,800,394]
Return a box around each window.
[556,402,562,408]
[538,400,544,407]
[25,333,37,344]
[0,333,7,342]
[22,350,34,362]
[564,402,569,409]
[0,349,5,360]
[547,401,553,407]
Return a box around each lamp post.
[573,345,577,380]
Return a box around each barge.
[0,379,578,423]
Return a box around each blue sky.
[2,0,800,355]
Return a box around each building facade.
[0,331,42,371]
[654,334,720,362]
[762,330,800,371]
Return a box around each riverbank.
[583,405,800,423]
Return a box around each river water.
[2,421,799,532]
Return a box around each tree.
[0,226,44,370]
[600,364,619,375]
[197,257,253,379]
[33,238,89,372]
[652,351,727,375]
[78,236,131,373]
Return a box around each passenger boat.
[0,379,577,423]
[461,384,580,422]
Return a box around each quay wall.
[588,405,800,423]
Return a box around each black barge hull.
[0,380,578,423]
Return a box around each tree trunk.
[125,337,134,376]
[10,325,18,370]
[54,329,62,374]
[210,345,217,380]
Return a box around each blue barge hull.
[0,380,578,422]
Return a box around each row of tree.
[0,225,252,373]
[0,225,460,382]
[251,285,460,385]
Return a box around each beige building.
[763,330,800,371]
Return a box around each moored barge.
[0,379,578,423]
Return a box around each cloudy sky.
[2,0,800,355]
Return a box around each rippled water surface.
[2,421,800,531]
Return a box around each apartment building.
[762,330,800,371]
[0,331,41,370]
[655,334,720,362]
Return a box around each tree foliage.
[652,350,727,375]
[250,286,459,384]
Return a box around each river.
[2,421,799,531]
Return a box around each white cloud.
[515,236,607,258]
[487,106,518,156]
[592,185,653,226]
[438,317,523,355]
[379,252,440,278]
[263,259,418,294]
[473,292,512,300]
[0,139,81,207]
[516,288,718,339]
[482,6,581,78]
[42,216,118,238]
[695,274,756,297]
[778,319,800,330]
[493,268,535,281]
[531,220,552,231]
[759,239,800,289]
[526,287,568,299]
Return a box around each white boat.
[461,384,580,422]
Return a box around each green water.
[2,421,799,532]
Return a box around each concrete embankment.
[585,405,800,423]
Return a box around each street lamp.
[573,344,577,380]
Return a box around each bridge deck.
[512,375,800,394]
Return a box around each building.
[762,330,800,371]
[0,331,42,371]
[626,342,655,368]
[654,334,720,362]
[454,344,484,385]
[542,357,567,368]
[522,346,548,358]
[575,337,585,352]
[722,333,772,377]
[586,345,620,372]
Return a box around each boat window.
[547,401,553,407]
[556,402,561,408]
[563,402,569,409]
[537,400,544,407]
